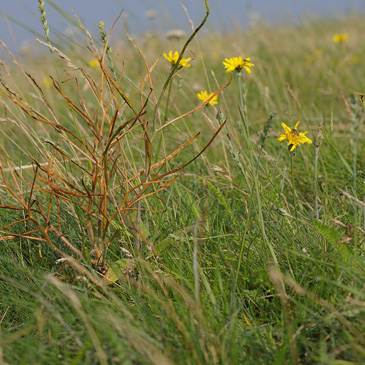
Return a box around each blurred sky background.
[1,0,364,51]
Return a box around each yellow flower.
[89,59,99,68]
[277,121,312,152]
[333,33,349,43]
[163,50,191,68]
[197,90,218,105]
[42,76,53,88]
[223,56,255,74]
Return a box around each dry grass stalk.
[0,12,225,272]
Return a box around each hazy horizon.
[1,0,364,52]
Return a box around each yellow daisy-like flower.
[197,90,218,105]
[89,59,99,68]
[42,76,53,88]
[333,33,349,43]
[163,50,191,68]
[223,56,255,74]
[277,121,312,152]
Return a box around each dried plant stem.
[99,21,117,81]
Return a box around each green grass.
[0,4,365,364]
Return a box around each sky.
[1,0,364,51]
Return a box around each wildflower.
[89,59,99,68]
[333,33,349,43]
[197,90,218,105]
[223,56,255,74]
[277,121,312,152]
[163,50,191,68]
[42,76,53,88]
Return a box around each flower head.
[42,76,53,88]
[333,33,349,43]
[223,56,255,74]
[277,121,312,152]
[197,90,218,105]
[163,50,191,68]
[89,59,99,68]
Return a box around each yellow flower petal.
[281,123,292,133]
[299,133,312,144]
[222,56,255,74]
[197,90,218,105]
[89,59,99,68]
[333,33,349,43]
[163,50,191,68]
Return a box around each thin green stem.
[238,74,249,140]
[232,112,278,308]
[352,121,358,244]
[314,146,320,219]
[164,75,174,122]
[238,74,244,114]
[291,154,298,220]
[193,223,200,305]
[151,0,210,135]
[243,76,248,123]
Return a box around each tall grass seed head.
[98,21,106,40]
[38,0,50,42]
[223,56,255,74]
[260,111,276,148]
[163,50,191,68]
[197,90,218,105]
[313,121,324,147]
[278,121,312,152]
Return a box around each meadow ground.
[0,4,364,364]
